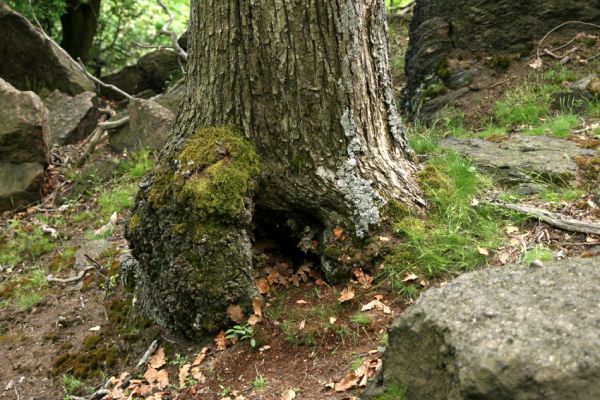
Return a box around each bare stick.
[76,116,130,166]
[136,339,159,369]
[535,21,600,63]
[47,266,95,284]
[77,58,133,100]
[489,202,600,235]
[156,0,188,61]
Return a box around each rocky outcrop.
[101,49,182,100]
[0,3,94,96]
[443,135,596,185]
[151,79,185,113]
[109,99,175,152]
[403,0,600,122]
[44,90,103,147]
[365,258,600,400]
[0,78,48,211]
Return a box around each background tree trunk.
[127,0,423,337]
[60,0,101,61]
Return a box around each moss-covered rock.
[126,126,260,337]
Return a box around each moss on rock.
[126,126,260,337]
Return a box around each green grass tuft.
[522,246,555,265]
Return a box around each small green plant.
[251,373,268,391]
[98,184,137,218]
[62,374,82,396]
[373,380,408,400]
[350,313,371,326]
[522,245,555,265]
[169,353,190,368]
[218,385,232,397]
[226,324,256,348]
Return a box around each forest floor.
[2,21,600,400]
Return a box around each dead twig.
[78,58,133,100]
[135,339,159,369]
[156,0,188,61]
[47,266,95,284]
[535,21,600,65]
[488,202,600,235]
[76,116,130,166]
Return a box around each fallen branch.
[489,202,600,235]
[534,21,600,67]
[76,116,130,166]
[78,58,133,100]
[157,0,188,61]
[135,339,159,369]
[47,266,95,284]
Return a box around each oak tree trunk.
[126,0,423,337]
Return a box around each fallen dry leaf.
[252,297,263,318]
[477,246,489,256]
[191,347,210,367]
[179,363,191,387]
[334,371,360,392]
[227,304,244,323]
[259,345,271,352]
[354,268,373,289]
[280,388,297,400]
[148,347,166,369]
[505,225,519,234]
[256,278,270,294]
[338,286,355,303]
[155,369,169,390]
[529,57,543,69]
[215,330,227,351]
[402,273,419,283]
[299,320,306,330]
[333,227,345,241]
[296,299,308,305]
[329,317,337,324]
[248,314,262,326]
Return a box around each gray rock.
[0,78,48,210]
[403,0,600,121]
[110,99,174,152]
[0,162,45,211]
[443,135,596,185]
[74,239,111,269]
[367,258,600,400]
[101,49,182,100]
[45,90,102,147]
[0,3,94,96]
[151,79,185,113]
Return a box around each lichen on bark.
[126,126,260,336]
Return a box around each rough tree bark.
[60,0,101,61]
[126,0,423,337]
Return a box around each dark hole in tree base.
[251,207,322,270]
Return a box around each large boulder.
[443,135,597,185]
[44,90,103,147]
[365,258,600,400]
[0,78,48,210]
[101,49,182,100]
[0,3,94,96]
[109,99,175,152]
[403,0,600,122]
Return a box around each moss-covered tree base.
[126,127,260,336]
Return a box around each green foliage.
[350,313,371,326]
[526,114,579,137]
[522,246,555,264]
[251,373,268,391]
[373,380,408,400]
[494,82,556,126]
[169,353,191,368]
[98,184,137,218]
[5,0,66,39]
[0,220,56,269]
[62,374,82,396]
[225,324,256,348]
[383,152,505,290]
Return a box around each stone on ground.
[44,90,103,147]
[443,135,596,184]
[109,99,174,152]
[365,258,600,400]
[0,78,48,211]
[0,3,94,96]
